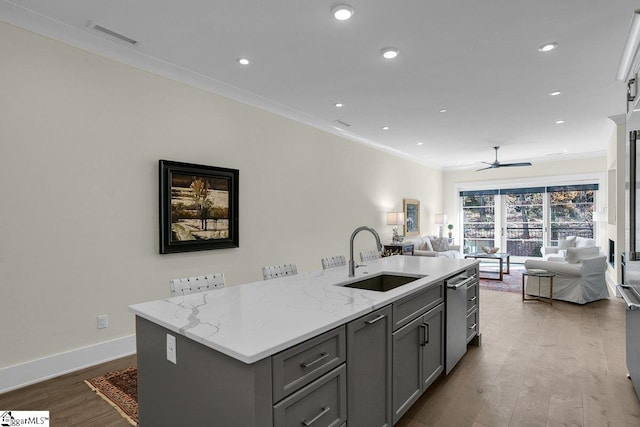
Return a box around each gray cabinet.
[273,365,347,427]
[136,268,475,427]
[346,305,392,427]
[272,326,345,402]
[392,303,444,423]
[465,265,481,345]
[273,328,347,427]
[392,282,443,331]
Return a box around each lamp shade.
[434,213,448,225]
[387,212,405,225]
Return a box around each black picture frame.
[159,160,239,254]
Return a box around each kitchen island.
[130,255,480,426]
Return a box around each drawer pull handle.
[468,296,477,302]
[302,406,330,426]
[300,352,329,368]
[469,323,477,330]
[365,314,386,324]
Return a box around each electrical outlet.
[167,334,177,364]
[97,314,108,329]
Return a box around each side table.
[522,269,554,305]
[383,243,414,257]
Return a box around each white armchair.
[523,249,608,304]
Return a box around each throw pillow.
[575,237,596,248]
[423,237,434,251]
[430,237,450,252]
[565,246,599,264]
[557,236,577,249]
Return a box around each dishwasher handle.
[446,275,476,290]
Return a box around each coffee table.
[464,252,510,280]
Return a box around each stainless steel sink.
[342,274,425,292]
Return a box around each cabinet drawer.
[273,365,347,427]
[393,281,444,331]
[466,266,479,278]
[467,283,478,313]
[466,309,478,342]
[272,326,346,403]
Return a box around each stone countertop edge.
[129,256,479,364]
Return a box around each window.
[459,184,598,259]
[548,185,596,245]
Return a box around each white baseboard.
[606,270,620,299]
[0,335,136,394]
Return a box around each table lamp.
[387,212,405,243]
[435,213,448,238]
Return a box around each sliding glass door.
[461,190,497,254]
[460,184,598,260]
[503,189,544,259]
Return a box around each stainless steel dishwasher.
[445,272,476,374]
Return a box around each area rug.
[85,367,138,426]
[478,265,525,294]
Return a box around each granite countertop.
[129,255,478,364]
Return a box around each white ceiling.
[1,0,636,169]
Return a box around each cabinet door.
[421,303,444,390]
[346,305,392,427]
[392,315,423,424]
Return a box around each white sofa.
[541,236,597,261]
[401,235,463,259]
[523,246,609,304]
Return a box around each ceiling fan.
[477,146,532,171]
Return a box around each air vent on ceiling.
[89,22,139,46]
[334,119,352,127]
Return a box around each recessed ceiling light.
[237,57,250,65]
[555,120,565,124]
[381,47,399,59]
[439,109,447,113]
[332,5,354,21]
[549,90,562,96]
[538,42,558,52]
[417,142,424,146]
[334,103,343,108]
[382,126,390,130]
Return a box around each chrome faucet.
[349,226,383,277]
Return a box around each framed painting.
[403,199,420,237]
[159,160,239,254]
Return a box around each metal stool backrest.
[169,273,225,297]
[360,250,381,262]
[262,263,298,280]
[321,255,347,269]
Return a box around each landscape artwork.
[160,160,239,253]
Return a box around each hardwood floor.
[1,288,639,426]
[0,355,136,426]
[397,288,640,427]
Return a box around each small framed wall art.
[159,160,239,254]
[403,198,420,237]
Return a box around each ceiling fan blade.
[498,162,532,167]
[477,146,531,171]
